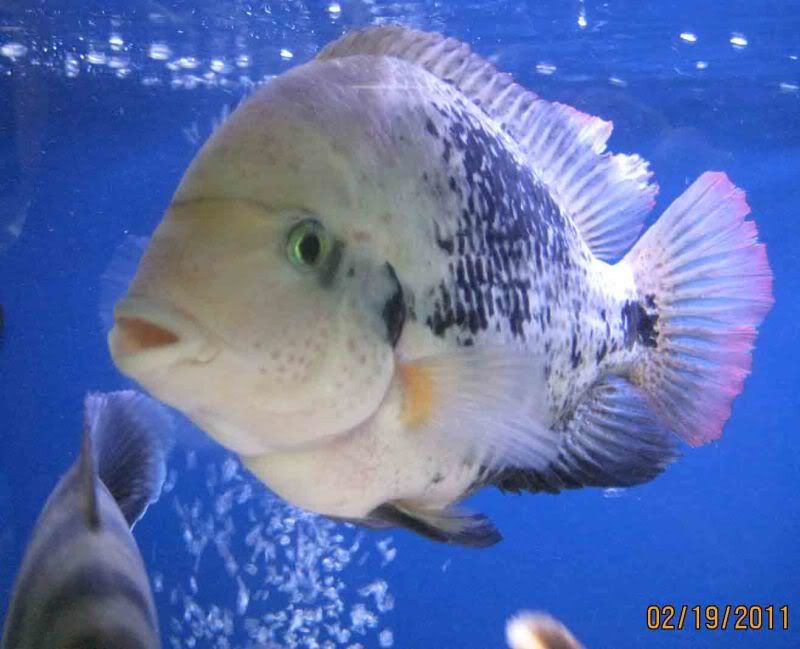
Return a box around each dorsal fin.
[84,390,173,528]
[78,420,101,530]
[317,26,658,261]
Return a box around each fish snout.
[109,298,219,374]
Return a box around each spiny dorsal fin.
[84,390,173,528]
[78,420,101,531]
[317,26,658,261]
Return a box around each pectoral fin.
[397,347,559,473]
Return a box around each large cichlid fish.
[107,26,773,547]
[1,391,170,649]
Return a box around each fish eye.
[286,219,330,271]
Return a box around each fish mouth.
[109,297,220,374]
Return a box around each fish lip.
[109,296,220,374]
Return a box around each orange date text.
[646,604,789,631]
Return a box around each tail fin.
[625,172,773,446]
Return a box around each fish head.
[108,59,432,456]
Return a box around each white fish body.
[108,27,773,546]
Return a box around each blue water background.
[1,1,798,647]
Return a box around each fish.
[506,611,583,649]
[1,390,170,649]
[106,25,773,547]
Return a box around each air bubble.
[86,50,107,65]
[176,56,199,69]
[535,62,556,75]
[210,58,228,73]
[148,42,172,61]
[64,53,80,77]
[109,33,124,50]
[0,42,28,60]
[730,33,748,48]
[156,453,397,648]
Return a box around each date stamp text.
[647,605,790,631]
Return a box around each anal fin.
[494,375,677,494]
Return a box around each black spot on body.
[382,263,405,347]
[425,118,439,137]
[621,300,659,349]
[442,139,453,163]
[596,340,608,363]
[570,332,582,369]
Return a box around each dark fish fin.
[365,502,501,548]
[624,172,773,446]
[493,375,678,494]
[78,420,101,530]
[84,390,173,528]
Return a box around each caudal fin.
[625,172,773,446]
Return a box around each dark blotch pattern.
[420,101,576,345]
[621,300,659,349]
[381,263,405,348]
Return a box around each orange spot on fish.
[399,362,435,428]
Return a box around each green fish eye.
[287,219,330,270]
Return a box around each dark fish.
[1,391,171,649]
